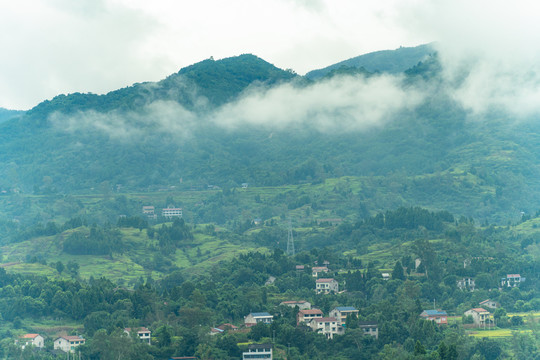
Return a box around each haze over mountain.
[1,45,539,224]
[305,43,435,79]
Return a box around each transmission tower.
[286,219,295,256]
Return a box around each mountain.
[0,49,539,226]
[0,107,24,123]
[305,43,435,79]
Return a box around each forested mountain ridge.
[305,43,435,79]
[0,48,540,225]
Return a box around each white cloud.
[49,73,424,139]
[214,74,423,131]
[397,0,540,117]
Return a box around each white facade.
[124,327,151,344]
[18,334,44,349]
[280,300,311,310]
[242,343,272,359]
[244,312,273,326]
[54,336,85,353]
[315,278,338,294]
[162,207,183,218]
[309,317,344,339]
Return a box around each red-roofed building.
[17,334,44,349]
[315,278,338,294]
[297,308,323,325]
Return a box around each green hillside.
[305,43,435,79]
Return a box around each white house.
[312,266,329,277]
[54,336,85,353]
[501,274,525,287]
[124,327,151,344]
[244,312,273,327]
[479,299,500,309]
[464,308,493,327]
[161,207,183,218]
[309,317,344,339]
[329,307,359,325]
[315,278,338,294]
[242,343,272,359]
[17,334,44,349]
[280,300,311,310]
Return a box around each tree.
[392,260,405,280]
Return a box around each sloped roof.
[316,278,336,283]
[249,312,272,317]
[421,310,447,316]
[299,309,323,315]
[469,308,489,313]
[334,306,357,312]
[21,334,40,339]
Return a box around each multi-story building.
[297,308,323,325]
[242,343,272,359]
[54,336,85,353]
[124,327,151,344]
[315,278,338,294]
[309,317,344,339]
[244,312,273,327]
[329,306,359,325]
[161,207,183,218]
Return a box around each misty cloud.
[49,73,425,139]
[49,100,198,140]
[399,0,540,118]
[213,74,423,132]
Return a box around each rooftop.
[249,312,272,317]
[316,278,336,283]
[421,310,447,316]
[334,306,357,312]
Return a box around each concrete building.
[242,343,272,359]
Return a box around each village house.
[295,265,305,271]
[312,266,329,277]
[382,273,390,281]
[53,336,85,353]
[162,207,183,218]
[280,300,311,310]
[315,278,338,294]
[297,308,323,325]
[419,310,448,325]
[210,323,239,335]
[464,308,493,328]
[309,317,344,339]
[124,327,151,344]
[244,312,273,327]
[501,274,525,287]
[16,334,44,349]
[457,277,475,291]
[242,343,272,360]
[329,306,359,325]
[359,321,379,339]
[479,299,500,309]
[142,206,155,215]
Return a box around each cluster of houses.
[242,301,379,341]
[457,273,526,292]
[419,299,499,328]
[14,327,151,353]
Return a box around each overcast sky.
[1,0,539,110]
